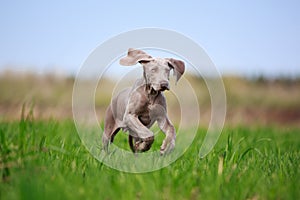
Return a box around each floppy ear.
[119,48,153,66]
[167,58,185,82]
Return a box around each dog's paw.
[135,136,154,152]
[135,140,146,151]
[160,138,175,155]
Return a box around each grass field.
[1,109,299,199]
[1,72,299,199]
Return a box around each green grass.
[1,114,300,199]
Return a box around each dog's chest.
[136,92,161,126]
[138,112,151,126]
[138,102,158,126]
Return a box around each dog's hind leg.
[128,133,154,153]
[102,105,120,152]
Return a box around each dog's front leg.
[124,113,154,140]
[124,91,154,141]
[157,117,176,155]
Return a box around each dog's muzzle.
[159,81,170,91]
[151,82,170,92]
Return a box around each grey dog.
[102,48,185,155]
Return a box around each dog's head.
[120,48,185,93]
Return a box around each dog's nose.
[160,81,169,91]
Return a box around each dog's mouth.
[159,85,170,91]
[150,84,170,93]
[150,87,169,95]
[150,87,159,95]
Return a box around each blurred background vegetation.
[1,70,299,127]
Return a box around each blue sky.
[0,0,300,77]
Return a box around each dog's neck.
[146,85,160,105]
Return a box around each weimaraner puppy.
[102,48,185,155]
